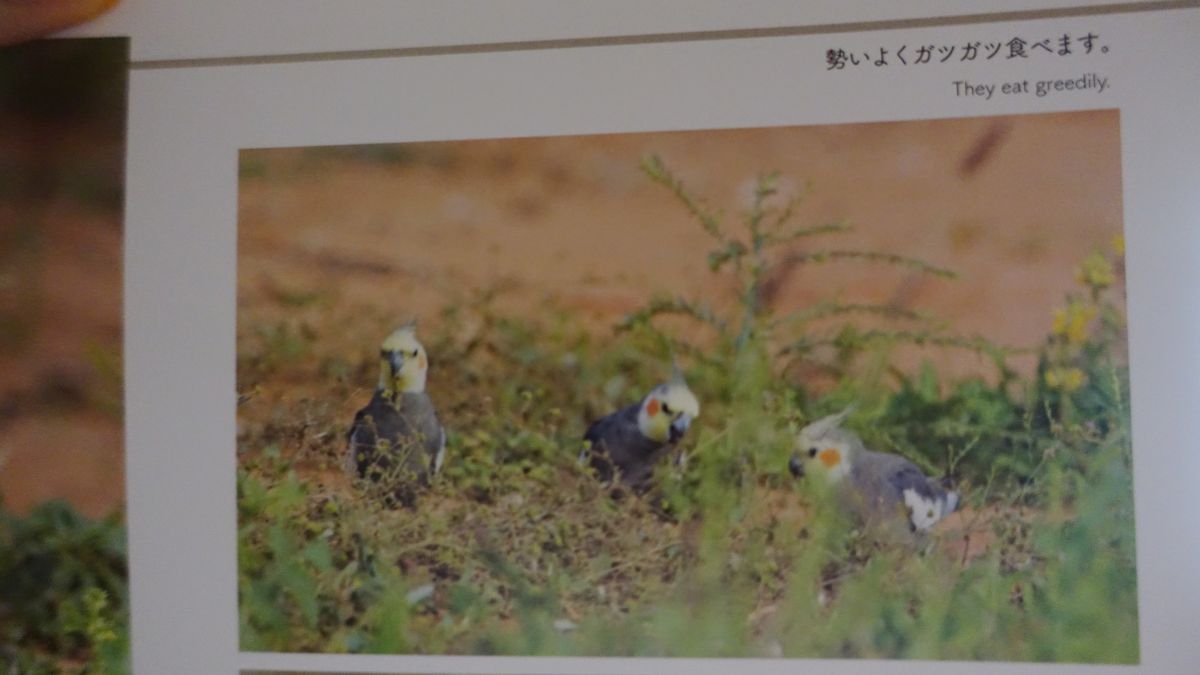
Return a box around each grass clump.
[0,500,129,674]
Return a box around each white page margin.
[70,0,1175,62]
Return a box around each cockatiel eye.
[662,402,673,415]
[808,447,818,458]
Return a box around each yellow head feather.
[637,371,701,443]
[378,324,428,396]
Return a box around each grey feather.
[842,448,957,535]
[582,402,671,492]
[347,390,443,506]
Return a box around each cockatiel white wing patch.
[903,488,948,531]
[433,427,446,475]
[888,460,958,531]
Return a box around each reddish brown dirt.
[0,203,123,518]
[239,111,1123,384]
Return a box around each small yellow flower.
[1051,308,1067,337]
[1111,234,1125,257]
[1076,251,1115,290]
[1066,305,1096,344]
[1045,367,1087,392]
[1062,367,1086,392]
[1044,368,1061,388]
[1052,300,1096,344]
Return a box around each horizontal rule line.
[130,1,1197,70]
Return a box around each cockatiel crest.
[789,405,959,536]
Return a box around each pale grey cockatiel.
[788,406,958,538]
[580,365,700,492]
[346,323,445,506]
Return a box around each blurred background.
[239,110,1123,387]
[0,38,126,517]
[0,38,128,674]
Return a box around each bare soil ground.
[0,200,123,518]
[239,110,1121,394]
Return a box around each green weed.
[0,500,129,673]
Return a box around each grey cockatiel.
[346,324,445,506]
[788,406,958,538]
[580,366,700,492]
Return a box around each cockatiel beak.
[668,413,692,444]
[788,452,805,478]
[387,350,405,374]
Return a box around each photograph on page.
[0,37,130,673]
[233,110,1136,662]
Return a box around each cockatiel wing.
[346,392,397,477]
[853,450,956,532]
[347,391,443,506]
[433,426,446,475]
[397,391,444,471]
[582,403,665,489]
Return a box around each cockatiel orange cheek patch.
[646,399,660,416]
[819,448,841,468]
